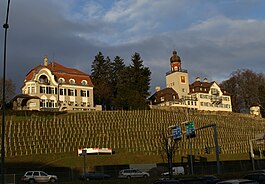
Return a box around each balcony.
[166,68,188,75]
[211,96,222,105]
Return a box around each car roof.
[250,170,265,173]
[217,179,257,183]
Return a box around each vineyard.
[1,109,265,165]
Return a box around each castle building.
[13,56,98,111]
[149,50,232,112]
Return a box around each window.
[81,80,87,85]
[40,172,47,176]
[161,97,164,101]
[26,172,33,176]
[81,90,86,97]
[211,88,219,95]
[39,75,49,83]
[31,87,35,94]
[33,172,39,176]
[69,79,75,84]
[58,78,65,84]
[46,87,51,94]
[50,100,55,107]
[40,86,45,93]
[87,90,89,97]
[40,99,45,107]
[68,89,74,96]
[60,88,66,95]
[50,87,55,94]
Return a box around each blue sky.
[1,0,265,95]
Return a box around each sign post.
[185,121,195,175]
[82,149,87,180]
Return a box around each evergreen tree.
[129,52,151,99]
[111,56,125,100]
[91,52,112,110]
[114,52,151,110]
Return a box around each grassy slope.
[2,109,265,170]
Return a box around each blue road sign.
[173,125,181,140]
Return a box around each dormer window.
[69,79,75,84]
[58,78,65,84]
[81,80,87,86]
[39,75,49,84]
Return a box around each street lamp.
[1,1,11,184]
[249,135,265,171]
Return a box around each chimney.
[44,56,48,66]
[196,77,200,82]
[155,86,161,92]
[203,77,208,82]
[52,61,56,67]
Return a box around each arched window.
[39,75,49,84]
[58,78,65,84]
[81,80,87,86]
[69,79,75,84]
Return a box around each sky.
[1,0,265,95]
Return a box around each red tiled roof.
[25,61,93,87]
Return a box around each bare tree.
[158,130,179,179]
[0,78,16,108]
[220,69,265,115]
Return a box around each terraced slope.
[1,110,265,160]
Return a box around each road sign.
[185,121,196,138]
[172,126,181,141]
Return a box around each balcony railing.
[166,68,188,75]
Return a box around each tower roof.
[170,50,181,63]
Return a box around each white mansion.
[149,50,232,112]
[13,56,99,111]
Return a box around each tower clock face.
[180,76,186,83]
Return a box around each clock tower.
[166,50,189,99]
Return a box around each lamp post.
[1,1,11,183]
[82,149,87,182]
[249,139,255,171]
[249,135,265,171]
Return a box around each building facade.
[149,50,232,112]
[13,56,98,111]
